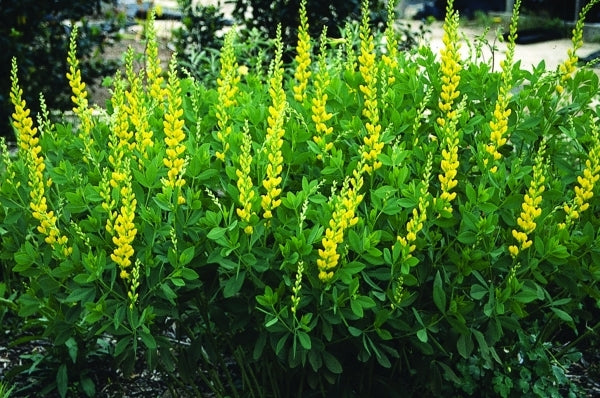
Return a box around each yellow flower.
[557,0,598,92]
[291,261,304,315]
[110,160,137,279]
[437,1,461,121]
[145,10,166,102]
[396,154,432,262]
[261,27,287,221]
[358,0,383,174]
[311,27,334,160]
[162,56,187,205]
[510,140,546,258]
[10,59,71,257]
[123,49,153,166]
[562,123,600,227]
[66,26,94,160]
[485,2,520,168]
[107,76,135,190]
[317,176,364,282]
[293,0,312,103]
[215,29,241,162]
[236,125,256,233]
[381,0,399,86]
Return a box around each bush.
[0,0,122,140]
[1,0,600,396]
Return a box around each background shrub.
[0,0,122,139]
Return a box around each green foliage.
[0,0,123,139]
[1,0,600,396]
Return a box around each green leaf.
[179,246,195,266]
[433,271,446,313]
[207,226,228,241]
[350,299,363,317]
[140,330,157,350]
[297,331,311,350]
[80,375,96,397]
[550,307,573,323]
[57,364,68,398]
[223,271,245,298]
[457,230,477,244]
[416,328,428,343]
[457,333,473,359]
[65,337,78,363]
[348,326,362,336]
[470,284,488,300]
[64,287,96,303]
[275,334,288,355]
[322,351,343,374]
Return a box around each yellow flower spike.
[396,154,433,262]
[510,140,546,258]
[236,123,256,234]
[291,261,304,315]
[66,26,94,160]
[162,55,187,205]
[557,0,599,91]
[110,159,137,280]
[145,9,166,102]
[485,0,520,169]
[311,27,335,159]
[317,177,363,282]
[215,28,241,162]
[381,0,399,86]
[562,122,600,227]
[293,0,312,102]
[357,0,384,175]
[261,26,287,221]
[10,59,71,257]
[123,49,153,167]
[437,0,461,123]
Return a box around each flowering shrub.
[2,0,600,396]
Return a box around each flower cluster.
[381,0,399,86]
[396,155,432,262]
[145,10,166,102]
[108,77,135,191]
[291,261,304,315]
[437,2,461,121]
[484,0,519,172]
[509,141,546,258]
[215,29,241,162]
[292,0,312,103]
[311,28,334,160]
[11,60,71,256]
[358,1,383,174]
[436,1,462,214]
[561,124,600,227]
[162,57,187,205]
[110,160,138,280]
[124,49,153,166]
[556,1,597,93]
[236,124,256,234]
[66,26,94,159]
[317,174,364,282]
[261,28,287,220]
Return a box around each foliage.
[0,0,123,139]
[172,0,229,83]
[2,0,600,396]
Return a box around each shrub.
[1,0,600,396]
